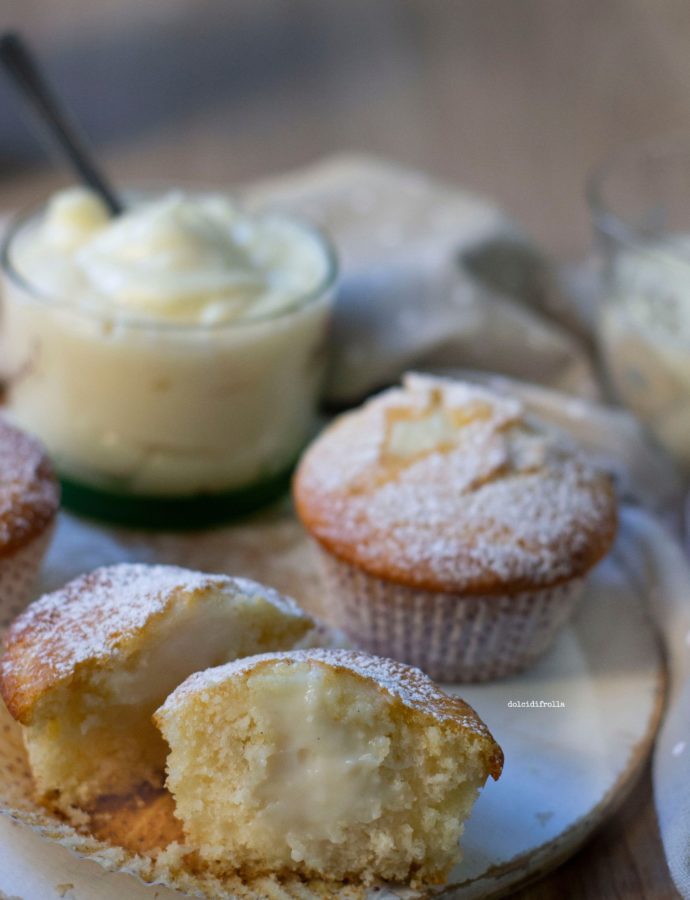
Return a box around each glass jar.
[0,193,337,527]
[589,138,690,473]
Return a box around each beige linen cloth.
[246,156,600,405]
[252,156,690,897]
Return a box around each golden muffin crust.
[0,563,313,725]
[294,374,617,595]
[156,647,503,780]
[0,417,59,558]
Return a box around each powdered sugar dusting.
[0,563,311,716]
[295,375,616,592]
[156,648,503,775]
[0,417,59,555]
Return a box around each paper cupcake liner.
[317,551,585,682]
[0,525,55,630]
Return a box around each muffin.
[294,373,617,682]
[154,648,503,886]
[0,563,315,812]
[0,417,59,627]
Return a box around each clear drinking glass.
[0,193,337,527]
[589,137,690,474]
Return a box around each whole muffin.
[0,417,59,627]
[294,374,617,682]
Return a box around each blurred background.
[2,0,690,259]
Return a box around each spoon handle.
[0,31,123,216]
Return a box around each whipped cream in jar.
[598,241,690,468]
[590,138,690,474]
[0,187,337,525]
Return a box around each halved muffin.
[154,648,503,886]
[0,417,59,627]
[0,563,314,812]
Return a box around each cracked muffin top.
[294,374,617,595]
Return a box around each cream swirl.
[13,188,329,324]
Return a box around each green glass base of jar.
[59,466,294,530]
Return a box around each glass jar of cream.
[590,139,690,473]
[0,187,337,526]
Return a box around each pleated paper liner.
[317,550,586,682]
[0,525,55,630]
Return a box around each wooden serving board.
[0,506,665,899]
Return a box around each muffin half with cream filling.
[0,563,315,813]
[155,648,503,886]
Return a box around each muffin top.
[155,647,504,780]
[0,563,314,724]
[294,374,617,595]
[0,417,59,558]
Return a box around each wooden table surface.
[2,3,688,896]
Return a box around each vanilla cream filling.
[383,377,550,472]
[91,601,254,708]
[387,406,466,459]
[246,666,402,851]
